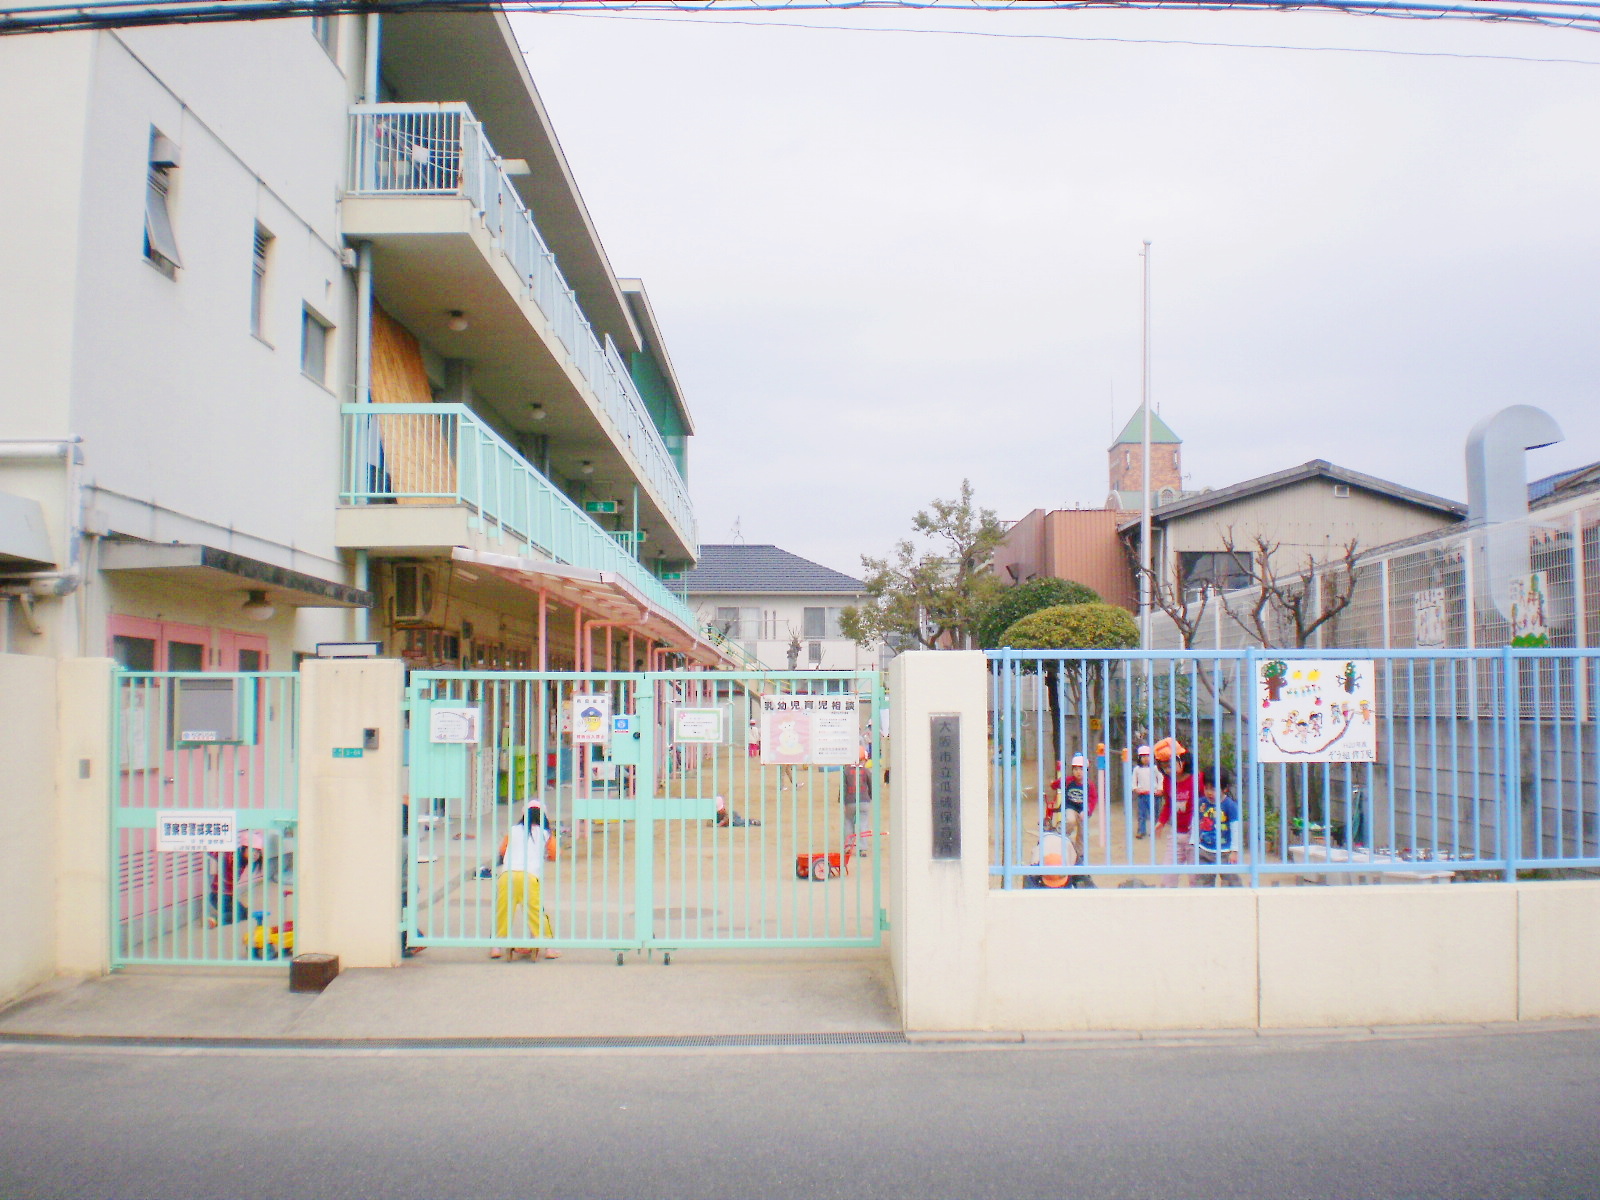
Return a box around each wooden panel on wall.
[371,305,454,502]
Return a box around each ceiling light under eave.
[529,403,547,421]
[242,589,275,621]
[581,460,595,475]
[447,310,469,332]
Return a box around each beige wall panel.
[295,659,404,968]
[54,659,115,977]
[1517,881,1600,1020]
[1258,885,1518,1027]
[0,655,61,1004]
[983,890,1258,1030]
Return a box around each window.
[143,130,182,277]
[1179,551,1254,596]
[803,606,845,640]
[310,11,338,57]
[808,640,823,665]
[249,226,273,339]
[301,306,331,383]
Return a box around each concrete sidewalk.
[0,948,899,1042]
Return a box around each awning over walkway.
[450,547,727,666]
[100,542,373,609]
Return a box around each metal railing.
[112,671,299,966]
[339,403,759,670]
[989,648,1600,888]
[346,102,696,548]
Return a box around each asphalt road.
[2,1027,1596,1200]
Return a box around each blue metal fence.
[988,648,1600,888]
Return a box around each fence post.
[888,650,988,1032]
[1245,646,1262,888]
[1502,645,1519,883]
[296,658,405,968]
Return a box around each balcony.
[337,403,755,668]
[343,103,697,556]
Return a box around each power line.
[538,8,1600,65]
[5,0,1600,38]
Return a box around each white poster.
[1510,572,1551,648]
[759,694,859,766]
[156,810,237,853]
[571,694,613,746]
[429,706,480,744]
[672,707,724,744]
[1413,587,1447,649]
[1256,659,1377,763]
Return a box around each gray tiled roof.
[683,545,865,595]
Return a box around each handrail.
[339,403,756,668]
[346,102,696,549]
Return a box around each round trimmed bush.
[998,602,1139,651]
[976,578,1101,649]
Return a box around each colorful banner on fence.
[1256,659,1377,763]
[759,694,859,766]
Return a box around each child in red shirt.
[1155,751,1203,887]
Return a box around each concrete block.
[1258,884,1518,1027]
[1517,881,1600,1020]
[983,888,1259,1030]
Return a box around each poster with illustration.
[1256,659,1377,763]
[570,693,612,746]
[1413,587,1447,649]
[1509,572,1550,647]
[759,694,859,766]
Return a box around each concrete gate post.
[888,650,990,1032]
[295,658,404,969]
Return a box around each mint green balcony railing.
[339,403,755,668]
[346,102,696,549]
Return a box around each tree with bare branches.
[1216,530,1363,648]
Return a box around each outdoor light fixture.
[581,460,595,475]
[529,403,547,421]
[242,589,275,621]
[447,310,469,332]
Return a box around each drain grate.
[0,1030,908,1051]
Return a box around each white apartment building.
[683,544,882,671]
[0,9,736,674]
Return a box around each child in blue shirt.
[1192,767,1242,887]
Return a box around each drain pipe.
[351,240,375,642]
[363,13,382,103]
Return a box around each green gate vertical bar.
[634,673,657,950]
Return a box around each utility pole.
[1139,240,1153,649]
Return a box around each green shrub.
[977,578,1101,649]
[998,602,1139,651]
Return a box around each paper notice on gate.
[157,810,237,853]
[429,706,480,744]
[571,694,612,746]
[759,694,858,765]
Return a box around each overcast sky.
[509,6,1600,579]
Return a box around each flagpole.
[1140,240,1153,649]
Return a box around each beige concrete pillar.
[888,650,990,1031]
[0,653,62,1003]
[295,658,404,969]
[54,657,113,977]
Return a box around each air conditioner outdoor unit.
[392,563,440,624]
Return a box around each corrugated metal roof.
[682,544,865,595]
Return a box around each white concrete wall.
[887,650,1600,1032]
[691,591,879,671]
[0,655,61,1006]
[295,658,404,969]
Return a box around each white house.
[683,544,881,671]
[0,8,741,674]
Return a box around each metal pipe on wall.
[363,13,382,103]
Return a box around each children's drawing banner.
[1256,659,1377,763]
[759,694,858,766]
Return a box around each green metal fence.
[404,670,885,958]
[111,671,299,967]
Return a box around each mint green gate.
[404,670,884,957]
